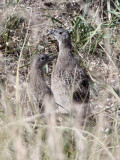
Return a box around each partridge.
[50,28,89,117]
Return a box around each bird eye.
[59,32,62,34]
[41,57,45,61]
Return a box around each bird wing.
[64,61,90,103]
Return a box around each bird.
[50,27,90,118]
[28,53,56,114]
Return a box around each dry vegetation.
[0,0,120,160]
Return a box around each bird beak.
[49,30,55,35]
[47,55,54,61]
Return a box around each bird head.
[50,27,71,44]
[32,54,52,69]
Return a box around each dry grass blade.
[106,85,120,103]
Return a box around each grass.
[0,0,120,160]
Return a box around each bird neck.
[59,40,72,51]
[37,68,45,80]
[30,66,45,82]
[57,41,73,62]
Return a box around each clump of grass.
[2,15,28,55]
